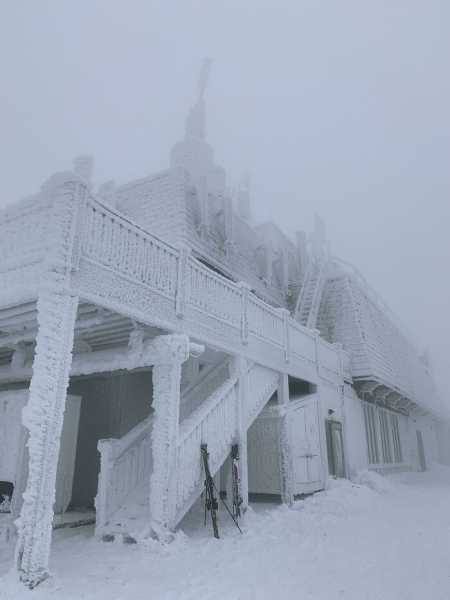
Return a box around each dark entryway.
[416,430,427,472]
[326,420,345,478]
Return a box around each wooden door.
[291,396,323,495]
[326,420,345,478]
[0,390,28,488]
[9,393,81,516]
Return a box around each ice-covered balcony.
[0,171,349,389]
[317,262,444,417]
[114,167,301,310]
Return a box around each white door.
[0,391,81,515]
[54,395,81,514]
[0,390,28,486]
[291,396,323,495]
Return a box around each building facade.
[0,65,447,588]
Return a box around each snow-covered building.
[0,63,447,588]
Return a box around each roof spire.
[197,57,211,102]
[185,57,212,141]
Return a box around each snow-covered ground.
[2,466,450,600]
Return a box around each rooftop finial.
[185,58,212,141]
[197,57,212,102]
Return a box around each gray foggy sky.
[1,1,449,398]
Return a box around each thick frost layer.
[14,176,83,588]
[2,466,450,600]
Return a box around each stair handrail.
[180,359,231,420]
[178,373,239,446]
[95,358,237,535]
[294,259,315,318]
[95,414,154,534]
[294,254,329,328]
[306,259,329,328]
[181,359,230,401]
[98,413,154,463]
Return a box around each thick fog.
[1,1,449,398]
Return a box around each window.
[379,410,392,464]
[363,403,380,464]
[390,414,403,463]
[363,402,403,466]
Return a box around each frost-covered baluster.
[95,440,114,534]
[149,335,191,539]
[175,245,191,318]
[277,308,290,363]
[238,282,251,345]
[277,373,294,505]
[15,172,83,588]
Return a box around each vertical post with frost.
[15,173,85,588]
[233,355,250,512]
[277,373,294,505]
[175,244,191,319]
[149,334,191,539]
[277,308,290,364]
[238,282,251,345]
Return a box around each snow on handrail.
[178,374,239,446]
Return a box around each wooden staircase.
[95,359,278,540]
[294,257,329,329]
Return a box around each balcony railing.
[77,194,347,385]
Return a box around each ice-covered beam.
[149,334,200,539]
[277,372,294,505]
[0,336,204,384]
[15,292,78,588]
[15,172,86,589]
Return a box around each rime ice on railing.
[77,196,346,387]
[96,416,153,534]
[175,362,279,524]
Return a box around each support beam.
[149,334,195,539]
[0,335,204,384]
[234,356,250,512]
[14,171,87,588]
[277,373,294,505]
[15,290,78,588]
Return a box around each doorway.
[326,420,345,478]
[416,430,427,472]
[291,395,323,495]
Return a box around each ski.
[231,444,243,520]
[201,444,220,539]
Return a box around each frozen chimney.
[73,155,94,187]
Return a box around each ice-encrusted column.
[234,355,249,512]
[277,373,294,505]
[15,173,85,588]
[149,334,191,539]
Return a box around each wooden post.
[238,282,251,346]
[15,173,85,588]
[149,334,191,539]
[277,308,290,363]
[175,244,191,318]
[277,373,294,505]
[234,356,249,512]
